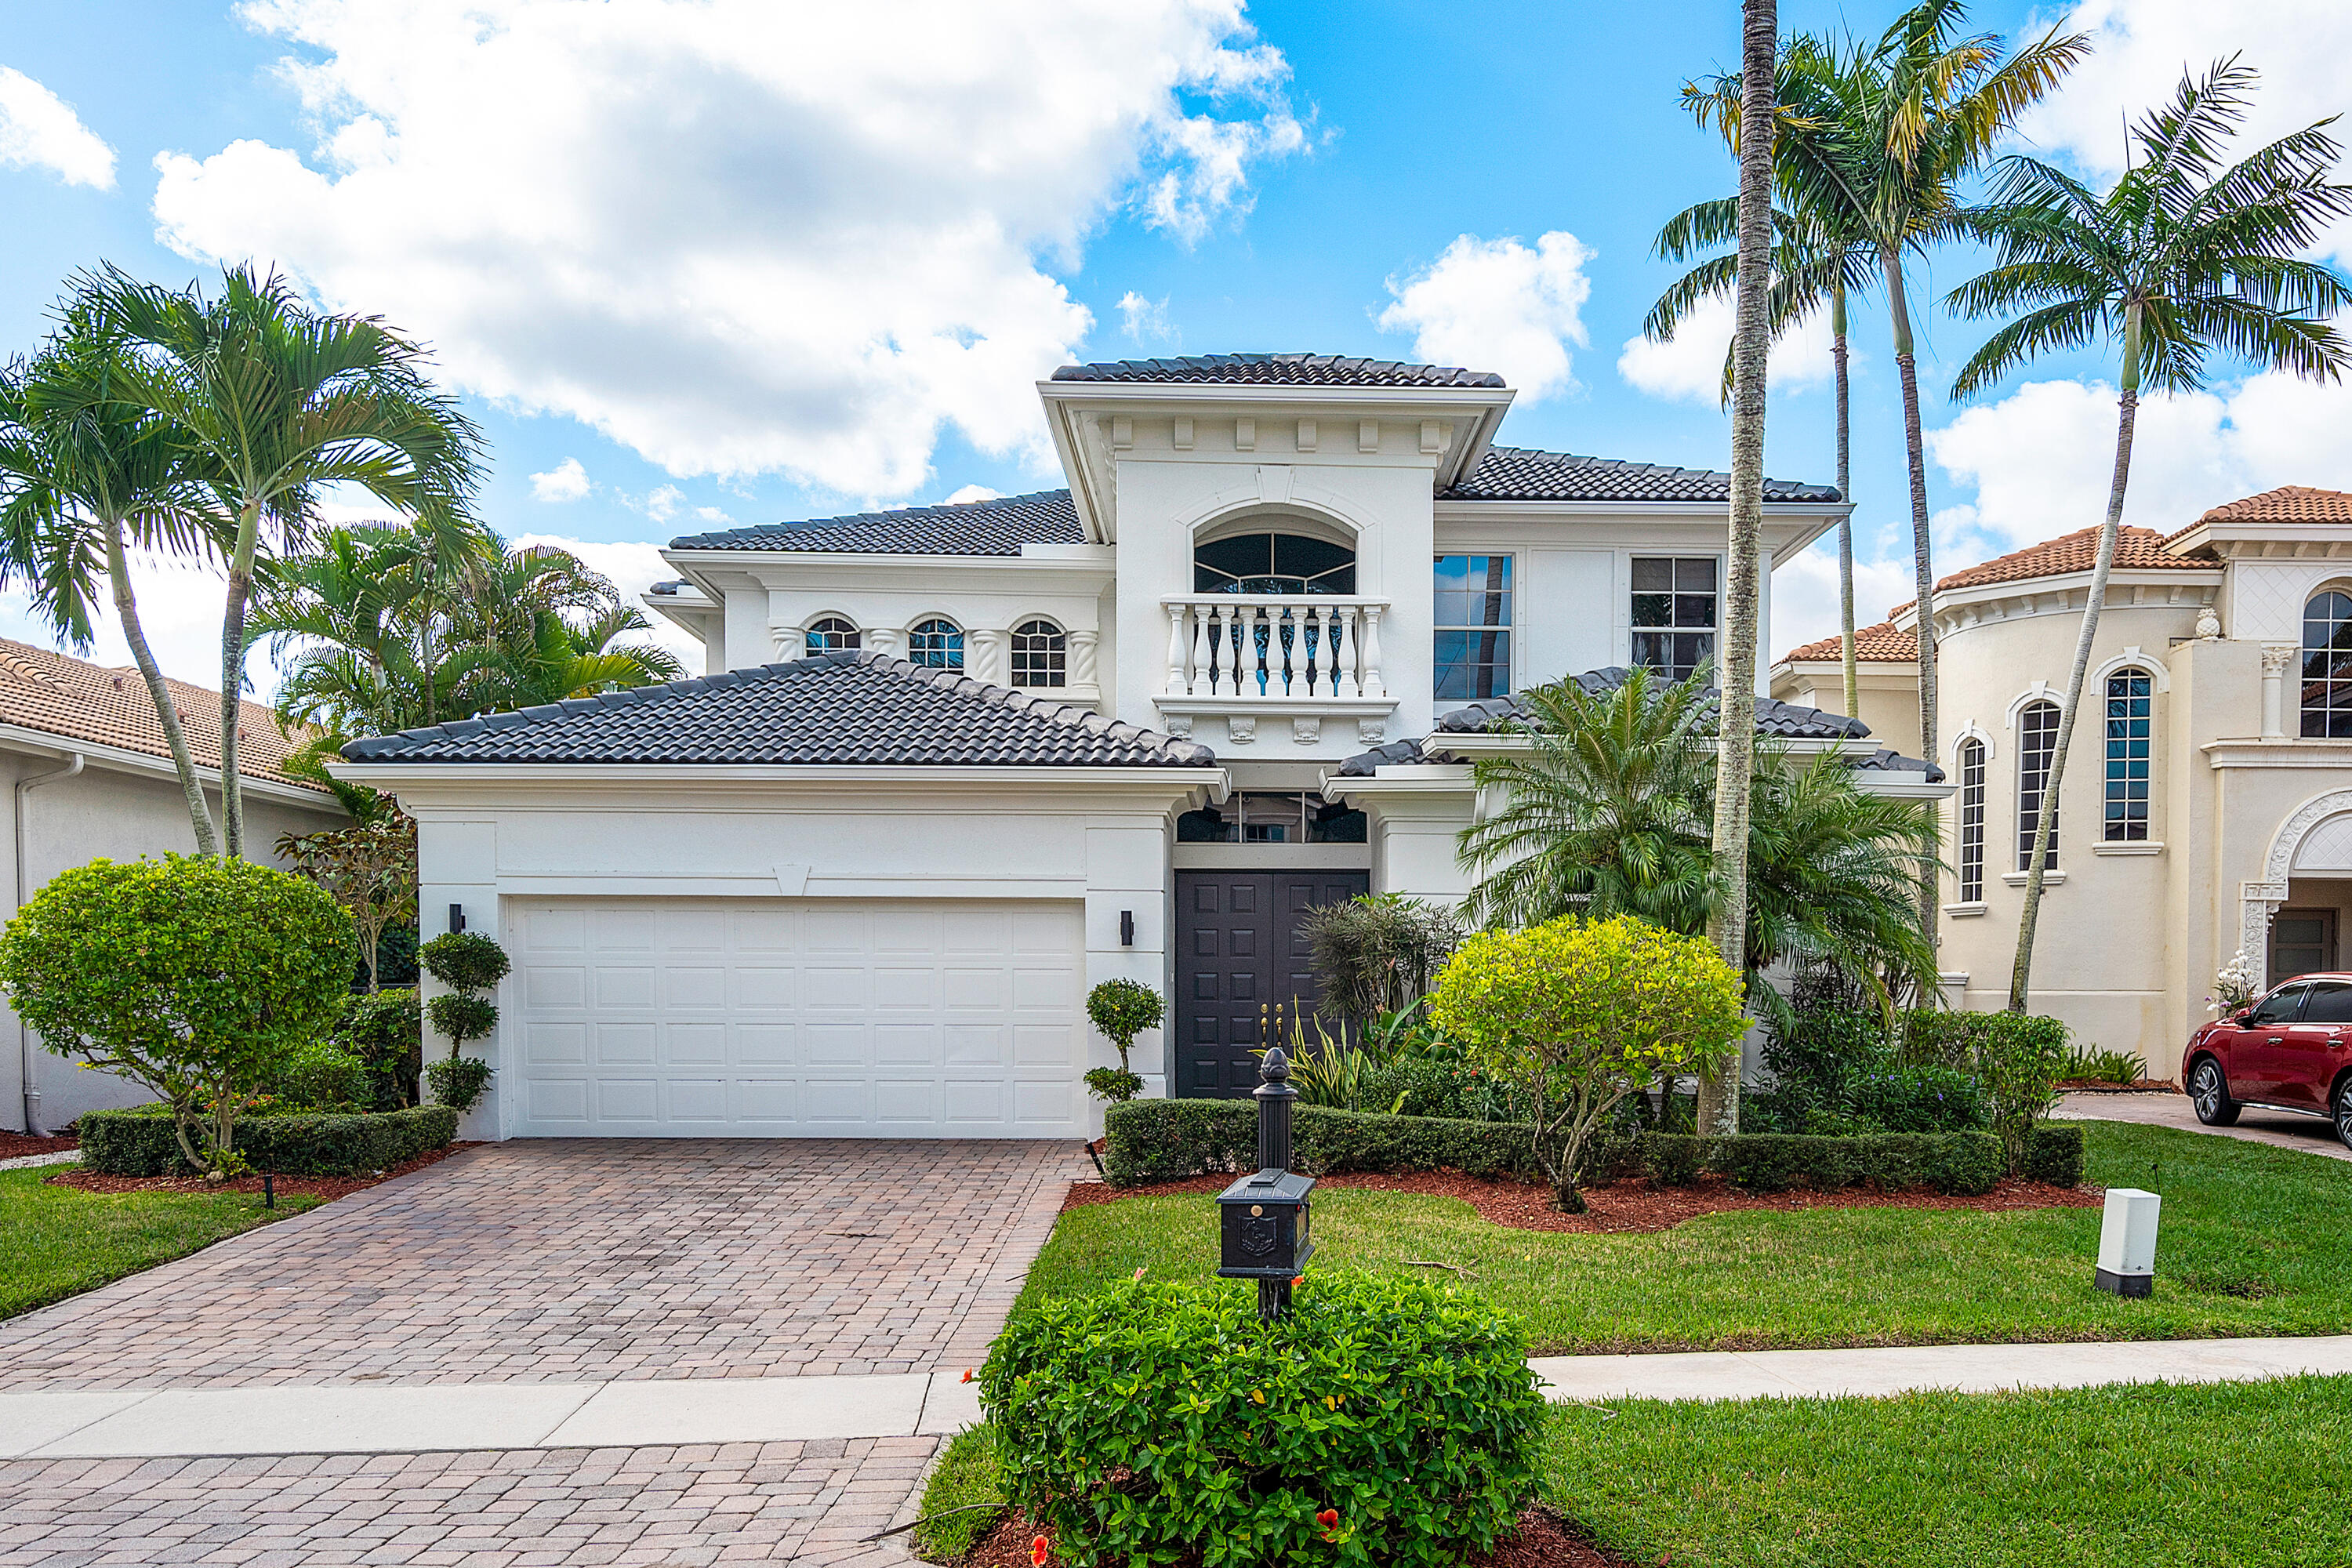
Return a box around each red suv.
[2183,972,2352,1149]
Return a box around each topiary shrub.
[419,931,508,1097]
[79,1104,458,1177]
[1083,978,1163,1105]
[2022,1120,2087,1186]
[424,1055,492,1112]
[983,1275,1543,1567]
[419,931,510,993]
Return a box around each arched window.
[804,616,860,655]
[2103,668,2153,840]
[908,617,964,670]
[1011,619,1066,688]
[1193,532,1356,595]
[2302,591,2352,737]
[1957,737,1987,902]
[2017,699,2060,872]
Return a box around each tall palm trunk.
[1882,249,1940,946]
[1698,0,1777,1138]
[2011,310,2142,1011]
[1831,285,1858,717]
[108,519,218,855]
[220,497,261,859]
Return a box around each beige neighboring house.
[1770,485,2352,1072]
[0,639,347,1134]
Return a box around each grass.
[1544,1376,2352,1567]
[912,1426,1007,1560]
[0,1163,321,1319]
[1024,1120,2352,1352]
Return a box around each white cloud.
[1119,291,1177,343]
[2017,0,2352,266]
[1616,292,1838,405]
[0,67,116,189]
[1375,232,1594,401]
[151,1,1306,496]
[944,484,1003,505]
[1769,546,1920,662]
[632,485,685,525]
[528,456,591,503]
[510,533,704,666]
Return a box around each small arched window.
[1011,619,1066,688]
[908,618,964,670]
[2302,591,2352,738]
[804,616,861,655]
[2103,668,2153,840]
[1957,737,1987,902]
[2017,699,2060,872]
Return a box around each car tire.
[2333,1076,2352,1152]
[2190,1057,2241,1127]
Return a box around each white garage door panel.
[508,898,1086,1137]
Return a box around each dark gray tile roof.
[341,652,1217,768]
[1443,445,1842,504]
[1849,746,1947,783]
[1432,669,1870,741]
[1052,353,1506,388]
[668,489,1083,554]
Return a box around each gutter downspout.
[15,753,82,1134]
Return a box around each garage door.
[506,898,1087,1137]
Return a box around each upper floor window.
[1011,619,1066,688]
[2302,590,2352,738]
[1194,532,1356,595]
[1632,557,1718,681]
[1957,737,1987,902]
[1434,554,1512,701]
[2017,699,2060,871]
[2103,668,2152,840]
[805,616,860,655]
[909,618,964,670]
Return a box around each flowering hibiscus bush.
[981,1275,1541,1567]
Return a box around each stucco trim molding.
[2244,786,2352,985]
[2089,646,2169,695]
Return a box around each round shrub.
[419,931,510,993]
[425,1055,493,1112]
[426,992,497,1051]
[982,1275,1543,1567]
[269,1040,373,1112]
[1085,978,1163,1065]
[332,987,423,1109]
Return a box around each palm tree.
[80,263,484,858]
[0,318,225,851]
[1947,60,2352,1011]
[1690,1,2090,938]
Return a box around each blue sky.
[1,0,2346,690]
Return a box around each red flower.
[1031,1534,1050,1566]
[1290,1274,1305,1288]
[1316,1508,1341,1543]
[960,1368,976,1384]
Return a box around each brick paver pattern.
[0,1439,935,1567]
[0,1139,1080,1392]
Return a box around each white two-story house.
[336,353,1920,1141]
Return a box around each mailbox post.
[1216,1045,1316,1320]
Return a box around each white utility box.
[2094,1186,2161,1298]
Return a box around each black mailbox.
[1216,1167,1316,1279]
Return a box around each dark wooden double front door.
[1174,870,1369,1098]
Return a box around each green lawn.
[1025,1121,2352,1352]
[0,1164,321,1319]
[1544,1377,2352,1567]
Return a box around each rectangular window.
[1958,739,1987,902]
[1434,554,1512,701]
[2017,701,2060,872]
[1631,557,1718,681]
[2103,670,2152,840]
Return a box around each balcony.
[1156,595,1397,747]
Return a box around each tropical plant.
[0,855,356,1176]
[1428,915,1748,1212]
[277,811,418,992]
[1947,60,2352,1011]
[1299,893,1463,1027]
[78,263,485,857]
[0,308,226,852]
[1687,0,2090,937]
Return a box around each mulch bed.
[1063,1167,2101,1236]
[46,1143,473,1202]
[956,1506,1631,1566]
[0,1131,77,1161]
[2058,1079,2181,1094]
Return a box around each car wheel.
[2333,1076,2352,1152]
[2190,1058,2241,1127]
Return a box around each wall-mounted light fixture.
[449,902,467,934]
[1120,910,1135,947]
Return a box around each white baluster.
[1207,603,1231,695]
[1336,606,1360,699]
[1166,604,1190,695]
[1361,607,1386,699]
[1243,604,1265,695]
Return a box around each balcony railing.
[1161,595,1388,702]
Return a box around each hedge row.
[1101,1099,2083,1196]
[80,1105,460,1177]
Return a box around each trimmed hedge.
[2022,1121,2087,1187]
[1102,1100,2007,1196]
[80,1104,459,1178]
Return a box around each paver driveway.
[0,1139,1080,1393]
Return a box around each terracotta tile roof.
[1777,621,1917,665]
[2187,485,2352,527]
[1930,524,2220,594]
[0,639,322,790]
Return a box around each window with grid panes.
[2303,591,2352,737]
[907,618,964,670]
[1631,557,1718,681]
[1958,737,1987,902]
[1011,619,1066,687]
[1433,554,1512,700]
[804,616,860,655]
[2017,699,2060,871]
[2103,669,2151,840]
